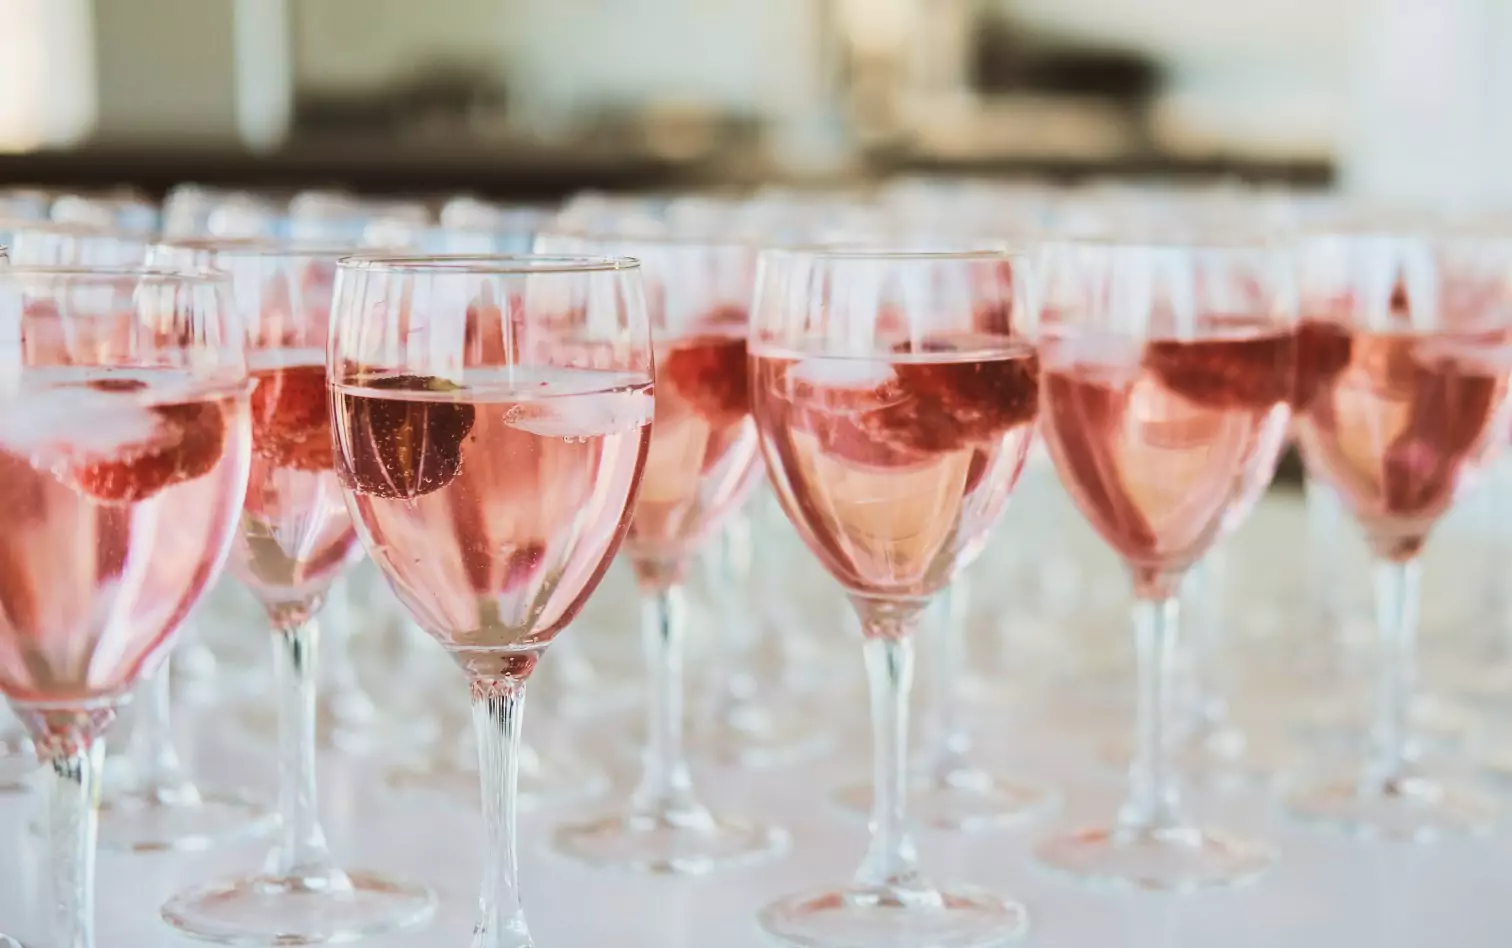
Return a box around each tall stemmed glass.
[1285,233,1512,838]
[161,241,435,944]
[548,232,787,874]
[1032,239,1293,890]
[0,265,253,948]
[752,247,1040,947]
[329,253,655,947]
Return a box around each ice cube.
[0,387,169,460]
[505,387,654,439]
[789,357,895,391]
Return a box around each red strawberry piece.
[883,338,1039,452]
[1143,328,1294,411]
[336,374,476,500]
[250,364,334,471]
[1291,319,1353,411]
[660,333,749,424]
[62,381,226,503]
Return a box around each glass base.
[160,870,436,945]
[1035,825,1275,892]
[237,697,436,755]
[758,883,1028,948]
[833,771,1058,832]
[98,788,276,853]
[705,703,834,769]
[0,934,21,947]
[1286,775,1500,840]
[1100,726,1297,790]
[554,806,787,875]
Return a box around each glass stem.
[923,578,971,780]
[23,709,113,948]
[1119,594,1184,834]
[854,601,924,894]
[267,616,341,884]
[127,655,196,803]
[1368,557,1421,790]
[631,584,699,817]
[470,677,532,948]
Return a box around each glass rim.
[0,264,231,287]
[758,243,1024,262]
[0,217,151,240]
[1290,228,1512,248]
[153,236,359,259]
[337,252,642,274]
[1035,234,1286,252]
[536,227,758,252]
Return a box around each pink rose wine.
[623,330,757,581]
[226,349,358,619]
[1292,322,1512,559]
[751,337,1039,603]
[333,366,653,677]
[0,369,249,705]
[1039,325,1295,593]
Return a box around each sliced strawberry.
[250,364,334,471]
[1291,319,1353,411]
[62,385,226,503]
[1143,329,1294,411]
[337,374,476,500]
[660,333,749,425]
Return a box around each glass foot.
[1100,727,1298,790]
[834,771,1058,832]
[0,934,22,947]
[554,806,787,874]
[160,870,436,945]
[1286,775,1500,840]
[706,703,835,769]
[1035,825,1275,891]
[98,788,276,853]
[758,883,1028,948]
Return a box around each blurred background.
[1,0,1510,205]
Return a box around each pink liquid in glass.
[623,331,758,580]
[333,367,653,678]
[1039,326,1294,594]
[1292,320,1512,559]
[226,350,358,617]
[0,369,250,705]
[751,339,1038,603]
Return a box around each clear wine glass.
[0,265,253,948]
[1,221,150,267]
[1284,231,1512,839]
[160,240,435,944]
[544,231,788,874]
[751,246,1040,947]
[50,191,160,234]
[833,568,1060,830]
[328,252,656,948]
[1031,238,1294,890]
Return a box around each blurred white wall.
[91,0,240,144]
[0,0,96,152]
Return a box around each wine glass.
[1284,232,1512,838]
[1031,238,1294,890]
[544,232,787,874]
[0,265,253,948]
[1,221,150,267]
[751,246,1040,947]
[328,253,656,947]
[160,240,435,944]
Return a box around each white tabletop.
[1,482,1510,947]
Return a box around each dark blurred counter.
[0,144,1331,200]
